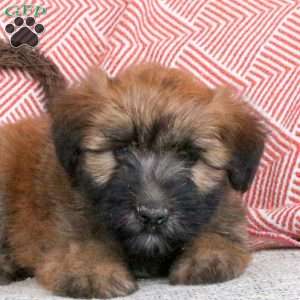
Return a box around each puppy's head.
[50,64,264,257]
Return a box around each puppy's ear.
[49,69,111,178]
[51,110,83,177]
[207,88,265,192]
[226,123,264,193]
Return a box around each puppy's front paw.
[169,238,251,285]
[38,262,137,299]
[93,265,138,299]
[36,241,138,298]
[57,267,137,299]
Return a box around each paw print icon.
[5,17,44,48]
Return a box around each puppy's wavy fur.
[0,40,66,109]
[0,45,264,298]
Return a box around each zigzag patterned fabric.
[0,0,299,250]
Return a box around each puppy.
[0,42,264,298]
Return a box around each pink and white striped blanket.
[0,0,299,250]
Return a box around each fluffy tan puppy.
[0,41,264,298]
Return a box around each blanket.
[0,0,299,249]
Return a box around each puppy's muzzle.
[137,205,169,226]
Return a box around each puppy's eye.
[176,142,201,164]
[179,149,199,163]
[114,146,129,156]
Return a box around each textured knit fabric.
[0,1,299,249]
[0,250,298,300]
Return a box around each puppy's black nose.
[137,206,169,226]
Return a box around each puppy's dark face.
[87,122,224,257]
[50,64,264,258]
